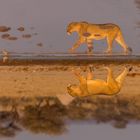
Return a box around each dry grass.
[127,72,140,77]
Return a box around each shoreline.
[0,57,140,66]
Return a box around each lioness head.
[67,22,80,35]
[67,21,88,35]
[67,84,81,97]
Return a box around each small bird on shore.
[2,49,9,63]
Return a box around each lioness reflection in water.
[67,66,132,97]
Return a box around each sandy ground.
[0,64,139,98]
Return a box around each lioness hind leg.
[115,31,130,54]
[105,67,117,85]
[115,67,129,88]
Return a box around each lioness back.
[86,23,120,38]
[67,22,121,37]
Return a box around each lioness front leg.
[105,36,114,54]
[82,32,93,54]
[105,67,116,85]
[105,67,119,94]
[69,37,85,53]
[87,65,94,80]
[72,68,89,96]
[72,68,85,83]
[86,39,93,54]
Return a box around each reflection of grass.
[0,109,21,138]
[0,128,15,137]
[1,95,140,137]
[67,95,140,128]
[67,97,96,120]
[21,97,67,135]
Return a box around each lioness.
[67,66,132,97]
[67,21,132,54]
